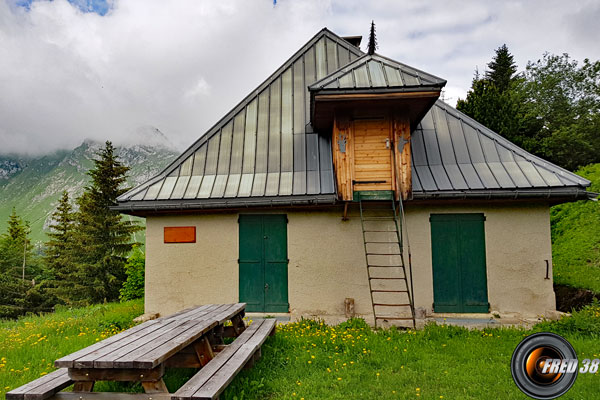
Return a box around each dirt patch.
[554,284,600,312]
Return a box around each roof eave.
[411,187,594,202]
[113,194,339,215]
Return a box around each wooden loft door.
[332,113,412,201]
[352,119,393,192]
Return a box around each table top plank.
[54,319,163,368]
[92,305,223,369]
[211,303,246,325]
[126,318,219,369]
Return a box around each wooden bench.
[173,318,276,400]
[6,368,73,400]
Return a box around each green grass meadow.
[2,301,600,399]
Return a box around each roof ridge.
[119,28,365,201]
[435,100,591,187]
[309,52,447,91]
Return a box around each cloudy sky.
[1,0,599,155]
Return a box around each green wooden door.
[430,214,489,313]
[239,215,289,312]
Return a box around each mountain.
[0,129,178,244]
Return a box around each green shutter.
[430,214,489,313]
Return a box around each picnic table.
[7,303,276,400]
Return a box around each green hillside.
[551,163,600,292]
[0,138,178,244]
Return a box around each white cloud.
[0,0,599,155]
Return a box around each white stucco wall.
[144,202,555,322]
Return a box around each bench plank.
[193,319,276,400]
[7,369,73,400]
[172,320,264,400]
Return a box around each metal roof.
[117,29,363,205]
[411,100,592,199]
[115,28,592,214]
[308,53,446,92]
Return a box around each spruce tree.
[44,191,85,304]
[485,44,517,93]
[73,141,142,303]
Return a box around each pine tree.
[44,191,85,304]
[485,44,517,93]
[73,141,142,303]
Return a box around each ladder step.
[373,303,412,307]
[369,277,406,280]
[367,253,401,256]
[363,230,397,233]
[372,289,409,293]
[364,241,399,244]
[368,265,404,268]
[362,217,396,221]
[375,317,415,320]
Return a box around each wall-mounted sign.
[164,226,196,243]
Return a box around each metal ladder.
[358,192,416,329]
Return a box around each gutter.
[111,194,339,214]
[412,188,595,201]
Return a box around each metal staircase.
[358,192,415,328]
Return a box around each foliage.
[0,209,47,318]
[551,163,600,292]
[72,141,142,304]
[485,44,517,93]
[119,246,145,301]
[535,301,600,338]
[43,191,82,306]
[458,49,600,171]
[521,54,600,170]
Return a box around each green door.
[239,215,289,312]
[430,214,489,313]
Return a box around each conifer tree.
[44,191,85,304]
[73,141,142,303]
[485,44,517,93]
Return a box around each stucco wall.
[144,202,555,321]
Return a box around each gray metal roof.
[115,28,592,213]
[411,100,591,198]
[117,29,363,205]
[308,53,446,92]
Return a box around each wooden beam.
[68,366,164,382]
[51,394,171,400]
[73,382,94,392]
[193,337,215,367]
[315,91,440,102]
[141,379,168,394]
[393,114,412,200]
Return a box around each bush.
[120,246,145,301]
[534,301,600,338]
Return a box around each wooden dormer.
[309,53,446,201]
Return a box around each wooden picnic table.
[7,303,277,400]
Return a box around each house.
[115,28,593,326]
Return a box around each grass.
[0,300,143,396]
[2,301,600,399]
[551,163,600,293]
